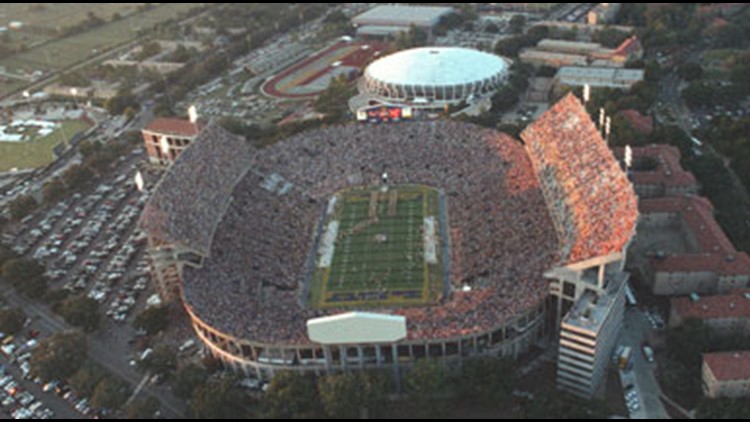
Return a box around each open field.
[0,4,148,59]
[308,185,446,309]
[0,4,146,32]
[0,119,91,171]
[0,3,201,96]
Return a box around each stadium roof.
[352,5,454,28]
[365,47,509,87]
[307,312,407,344]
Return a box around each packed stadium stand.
[140,94,637,398]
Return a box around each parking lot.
[0,144,182,417]
[11,164,154,323]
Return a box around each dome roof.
[365,47,509,87]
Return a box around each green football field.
[308,185,446,309]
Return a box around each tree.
[133,306,169,336]
[2,258,47,299]
[318,371,390,419]
[171,364,207,399]
[314,74,355,121]
[592,27,631,48]
[404,359,449,417]
[105,87,139,116]
[678,62,703,82]
[138,345,176,377]
[190,378,253,419]
[125,396,160,419]
[70,362,106,397]
[91,376,131,411]
[0,308,26,336]
[29,331,87,381]
[8,195,38,221]
[62,164,94,190]
[79,139,102,157]
[696,397,750,419]
[521,391,610,419]
[0,245,17,269]
[454,356,516,408]
[42,179,67,205]
[509,15,526,35]
[264,372,321,418]
[58,296,100,332]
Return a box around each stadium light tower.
[188,105,199,124]
[134,170,145,192]
[160,135,170,158]
[583,84,591,103]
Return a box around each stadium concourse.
[140,93,637,394]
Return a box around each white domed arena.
[354,47,510,113]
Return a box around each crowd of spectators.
[145,93,636,348]
[139,122,255,256]
[521,93,638,264]
[179,121,559,344]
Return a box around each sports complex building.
[350,47,511,117]
[140,94,638,398]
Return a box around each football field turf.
[308,185,446,309]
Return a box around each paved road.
[617,307,669,419]
[1,288,186,418]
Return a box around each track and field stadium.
[140,94,637,380]
[261,39,387,100]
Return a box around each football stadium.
[141,94,638,396]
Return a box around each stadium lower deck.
[307,184,448,309]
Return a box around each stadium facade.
[140,94,638,399]
[351,47,510,114]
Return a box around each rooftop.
[143,117,203,138]
[352,5,454,28]
[365,47,509,87]
[556,67,645,83]
[704,351,750,382]
[672,289,750,321]
[641,195,750,275]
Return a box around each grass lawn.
[0,119,91,171]
[308,185,446,309]
[0,3,202,96]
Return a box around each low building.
[352,5,454,40]
[702,351,750,398]
[555,66,645,91]
[638,195,750,296]
[43,81,121,101]
[618,109,654,136]
[670,289,750,336]
[613,144,698,198]
[141,115,204,166]
[520,36,643,69]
